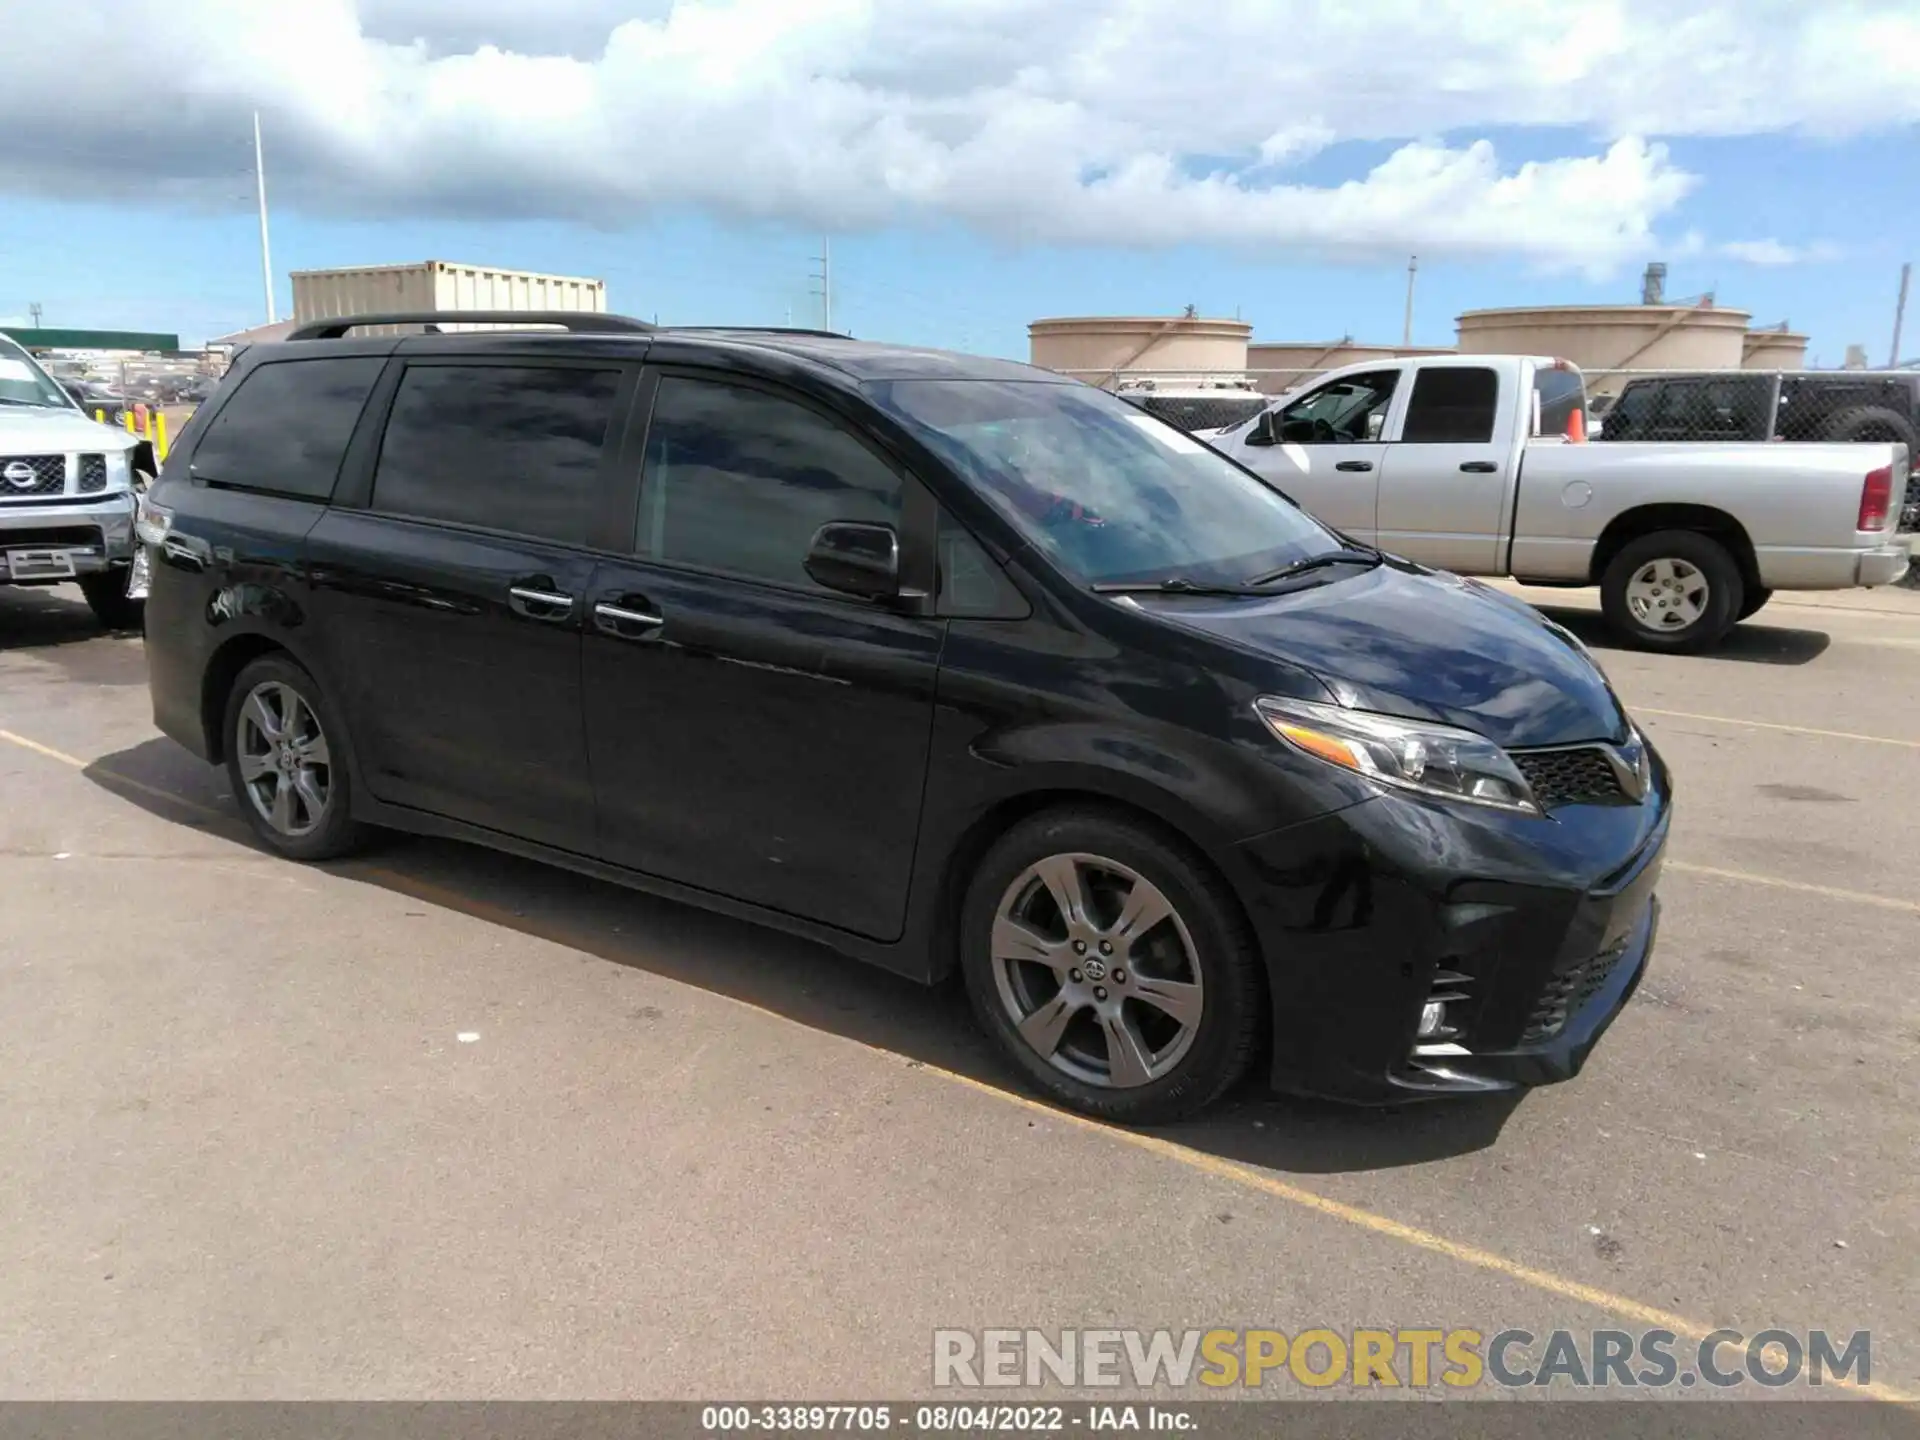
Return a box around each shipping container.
[289,262,608,335]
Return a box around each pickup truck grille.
[76,454,107,493]
[1512,745,1629,808]
[0,455,66,498]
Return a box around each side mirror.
[1366,411,1386,441]
[1245,411,1279,447]
[805,521,901,601]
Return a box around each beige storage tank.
[1455,304,1751,395]
[1742,324,1811,370]
[291,262,608,334]
[1029,316,1251,383]
[1246,340,1458,394]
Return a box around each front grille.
[1127,395,1272,435]
[0,525,103,550]
[1521,941,1628,1042]
[1512,745,1627,808]
[0,454,66,498]
[76,454,107,493]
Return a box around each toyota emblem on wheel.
[3,461,37,489]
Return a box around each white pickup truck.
[0,334,152,629]
[1208,354,1912,651]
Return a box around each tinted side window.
[1400,367,1499,443]
[637,377,901,589]
[371,364,620,546]
[1531,367,1586,437]
[191,357,385,499]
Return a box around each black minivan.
[140,312,1669,1124]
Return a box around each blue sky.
[4,2,1917,364]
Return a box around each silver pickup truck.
[1210,354,1911,651]
[0,334,152,630]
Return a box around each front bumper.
[1856,543,1911,587]
[1234,764,1670,1105]
[0,492,137,580]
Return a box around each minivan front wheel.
[223,655,366,861]
[960,808,1262,1124]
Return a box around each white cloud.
[1719,239,1842,266]
[3,0,1915,272]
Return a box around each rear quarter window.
[188,357,386,500]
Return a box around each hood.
[0,406,139,453]
[1144,562,1627,749]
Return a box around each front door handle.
[1334,460,1374,472]
[1459,460,1500,473]
[593,599,665,638]
[508,583,575,621]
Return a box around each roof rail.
[666,325,849,340]
[284,311,656,341]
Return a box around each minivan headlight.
[1254,696,1540,815]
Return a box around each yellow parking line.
[0,728,225,819]
[1636,708,1920,750]
[0,723,1913,1404]
[1667,861,1920,915]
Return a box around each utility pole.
[1890,262,1911,368]
[28,303,42,328]
[810,238,833,332]
[1402,255,1417,347]
[253,112,277,324]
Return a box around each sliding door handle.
[508,585,575,620]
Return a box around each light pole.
[254,112,277,324]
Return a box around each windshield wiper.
[1091,576,1273,598]
[0,397,63,408]
[1243,548,1384,587]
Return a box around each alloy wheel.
[1625,557,1709,632]
[989,852,1204,1089]
[235,681,332,837]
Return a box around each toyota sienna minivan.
[141,312,1669,1124]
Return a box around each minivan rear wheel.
[959,808,1262,1124]
[223,655,367,861]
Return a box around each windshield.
[870,379,1342,586]
[0,338,77,410]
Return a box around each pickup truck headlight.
[1254,696,1541,815]
[104,449,132,493]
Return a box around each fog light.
[1419,1001,1447,1038]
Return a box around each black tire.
[1736,586,1773,622]
[79,572,143,631]
[958,806,1263,1125]
[221,653,367,861]
[1600,530,1744,653]
[1818,405,1919,451]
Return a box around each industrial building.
[290,262,608,334]
[1030,265,1814,399]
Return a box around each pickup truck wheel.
[79,572,143,631]
[1600,531,1744,653]
[1737,587,1774,622]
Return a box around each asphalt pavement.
[0,579,1916,1404]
